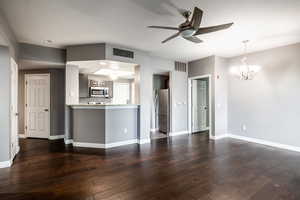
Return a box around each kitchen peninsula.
[70,104,140,148]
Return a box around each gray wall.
[0,46,10,162]
[0,12,19,163]
[228,43,300,147]
[170,70,188,132]
[18,69,66,136]
[188,56,216,135]
[0,11,18,59]
[67,44,105,61]
[188,56,229,137]
[73,109,106,143]
[214,57,228,136]
[19,43,66,69]
[72,107,138,144]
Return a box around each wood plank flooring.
[1,133,300,200]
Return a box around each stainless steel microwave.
[89,87,109,98]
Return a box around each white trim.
[73,142,105,148]
[64,139,73,145]
[139,138,151,144]
[169,130,190,137]
[73,139,139,149]
[49,135,65,140]
[0,160,12,168]
[24,73,51,139]
[227,134,300,153]
[106,139,138,148]
[210,134,228,140]
[188,75,212,138]
[150,128,159,132]
[19,134,26,138]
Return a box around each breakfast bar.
[70,104,139,148]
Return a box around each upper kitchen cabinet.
[79,74,89,98]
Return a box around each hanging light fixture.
[231,40,261,80]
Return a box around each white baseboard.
[19,134,26,138]
[73,139,138,149]
[49,135,65,140]
[210,134,228,140]
[64,139,73,145]
[139,138,151,144]
[169,130,190,137]
[0,160,12,168]
[106,139,138,148]
[73,142,105,148]
[227,134,300,153]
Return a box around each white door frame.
[188,75,212,138]
[10,58,19,160]
[24,73,51,138]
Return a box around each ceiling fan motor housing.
[181,29,196,37]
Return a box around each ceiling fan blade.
[194,23,234,35]
[148,26,179,31]
[162,32,181,43]
[190,7,203,30]
[183,36,203,43]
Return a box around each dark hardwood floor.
[1,133,300,200]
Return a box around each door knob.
[44,109,49,112]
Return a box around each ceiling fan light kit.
[148,7,234,44]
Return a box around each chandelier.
[231,40,261,80]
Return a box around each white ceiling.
[71,60,136,79]
[1,0,300,61]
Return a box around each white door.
[113,82,130,104]
[10,58,19,159]
[192,79,208,132]
[25,74,50,138]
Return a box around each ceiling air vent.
[175,62,187,72]
[113,48,134,59]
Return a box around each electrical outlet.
[242,124,247,132]
[124,128,128,134]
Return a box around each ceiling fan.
[148,7,234,44]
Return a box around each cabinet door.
[79,74,89,97]
[104,81,114,98]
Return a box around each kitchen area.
[65,44,141,148]
[64,43,188,148]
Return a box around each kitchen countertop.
[70,104,140,109]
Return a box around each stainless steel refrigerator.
[158,89,170,133]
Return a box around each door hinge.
[25,126,27,130]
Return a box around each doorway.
[25,74,50,139]
[188,75,211,136]
[151,73,170,140]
